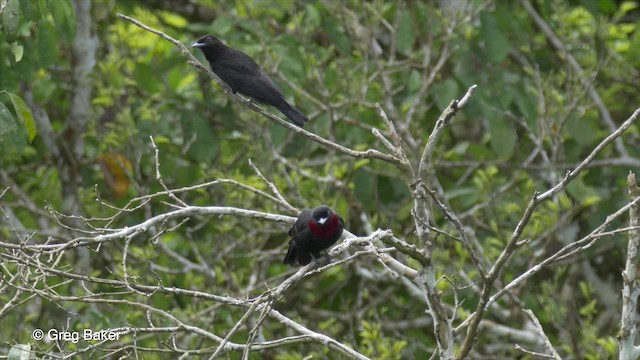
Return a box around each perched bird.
[192,35,309,127]
[284,205,345,266]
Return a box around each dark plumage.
[284,205,345,266]
[192,35,309,127]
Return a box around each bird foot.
[312,252,331,267]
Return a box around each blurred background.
[1,0,640,358]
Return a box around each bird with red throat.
[284,205,345,266]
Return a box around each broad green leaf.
[160,12,187,28]
[10,42,23,62]
[592,0,616,14]
[324,18,351,54]
[406,69,421,93]
[186,117,219,164]
[353,159,369,170]
[0,102,18,139]
[20,0,42,22]
[431,79,460,111]
[566,177,601,206]
[36,18,57,69]
[50,0,75,42]
[2,0,21,41]
[513,84,538,133]
[488,116,515,159]
[210,17,234,36]
[621,1,639,14]
[480,11,509,63]
[396,9,415,54]
[566,115,600,147]
[354,169,375,209]
[8,92,35,142]
[305,3,322,28]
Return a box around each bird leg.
[311,252,331,267]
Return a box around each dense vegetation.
[1,0,640,358]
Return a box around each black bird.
[284,205,345,266]
[192,35,309,127]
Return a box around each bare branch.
[619,172,640,360]
[522,309,562,360]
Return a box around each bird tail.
[283,243,298,265]
[277,101,308,127]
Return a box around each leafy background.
[1,0,640,358]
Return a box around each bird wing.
[288,209,311,239]
[210,51,284,106]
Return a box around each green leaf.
[396,9,415,54]
[0,102,18,139]
[305,3,321,28]
[8,92,36,142]
[36,18,57,69]
[566,177,601,206]
[210,17,234,36]
[621,1,639,14]
[10,42,24,62]
[324,18,351,54]
[160,12,187,29]
[50,0,75,42]
[488,116,515,159]
[566,115,600,147]
[480,11,509,63]
[20,0,42,22]
[431,79,460,111]
[8,344,31,360]
[354,169,375,209]
[185,116,219,163]
[2,0,21,41]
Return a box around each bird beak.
[317,217,328,225]
[191,42,204,48]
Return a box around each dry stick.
[382,235,430,266]
[513,345,556,359]
[455,107,640,359]
[0,207,297,253]
[110,207,291,240]
[150,135,188,207]
[109,177,288,219]
[619,172,640,360]
[242,303,271,360]
[266,307,371,360]
[209,301,260,358]
[522,309,562,360]
[115,13,403,169]
[247,158,298,214]
[423,185,486,279]
[418,84,477,182]
[408,85,477,359]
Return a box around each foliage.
[1,0,640,359]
